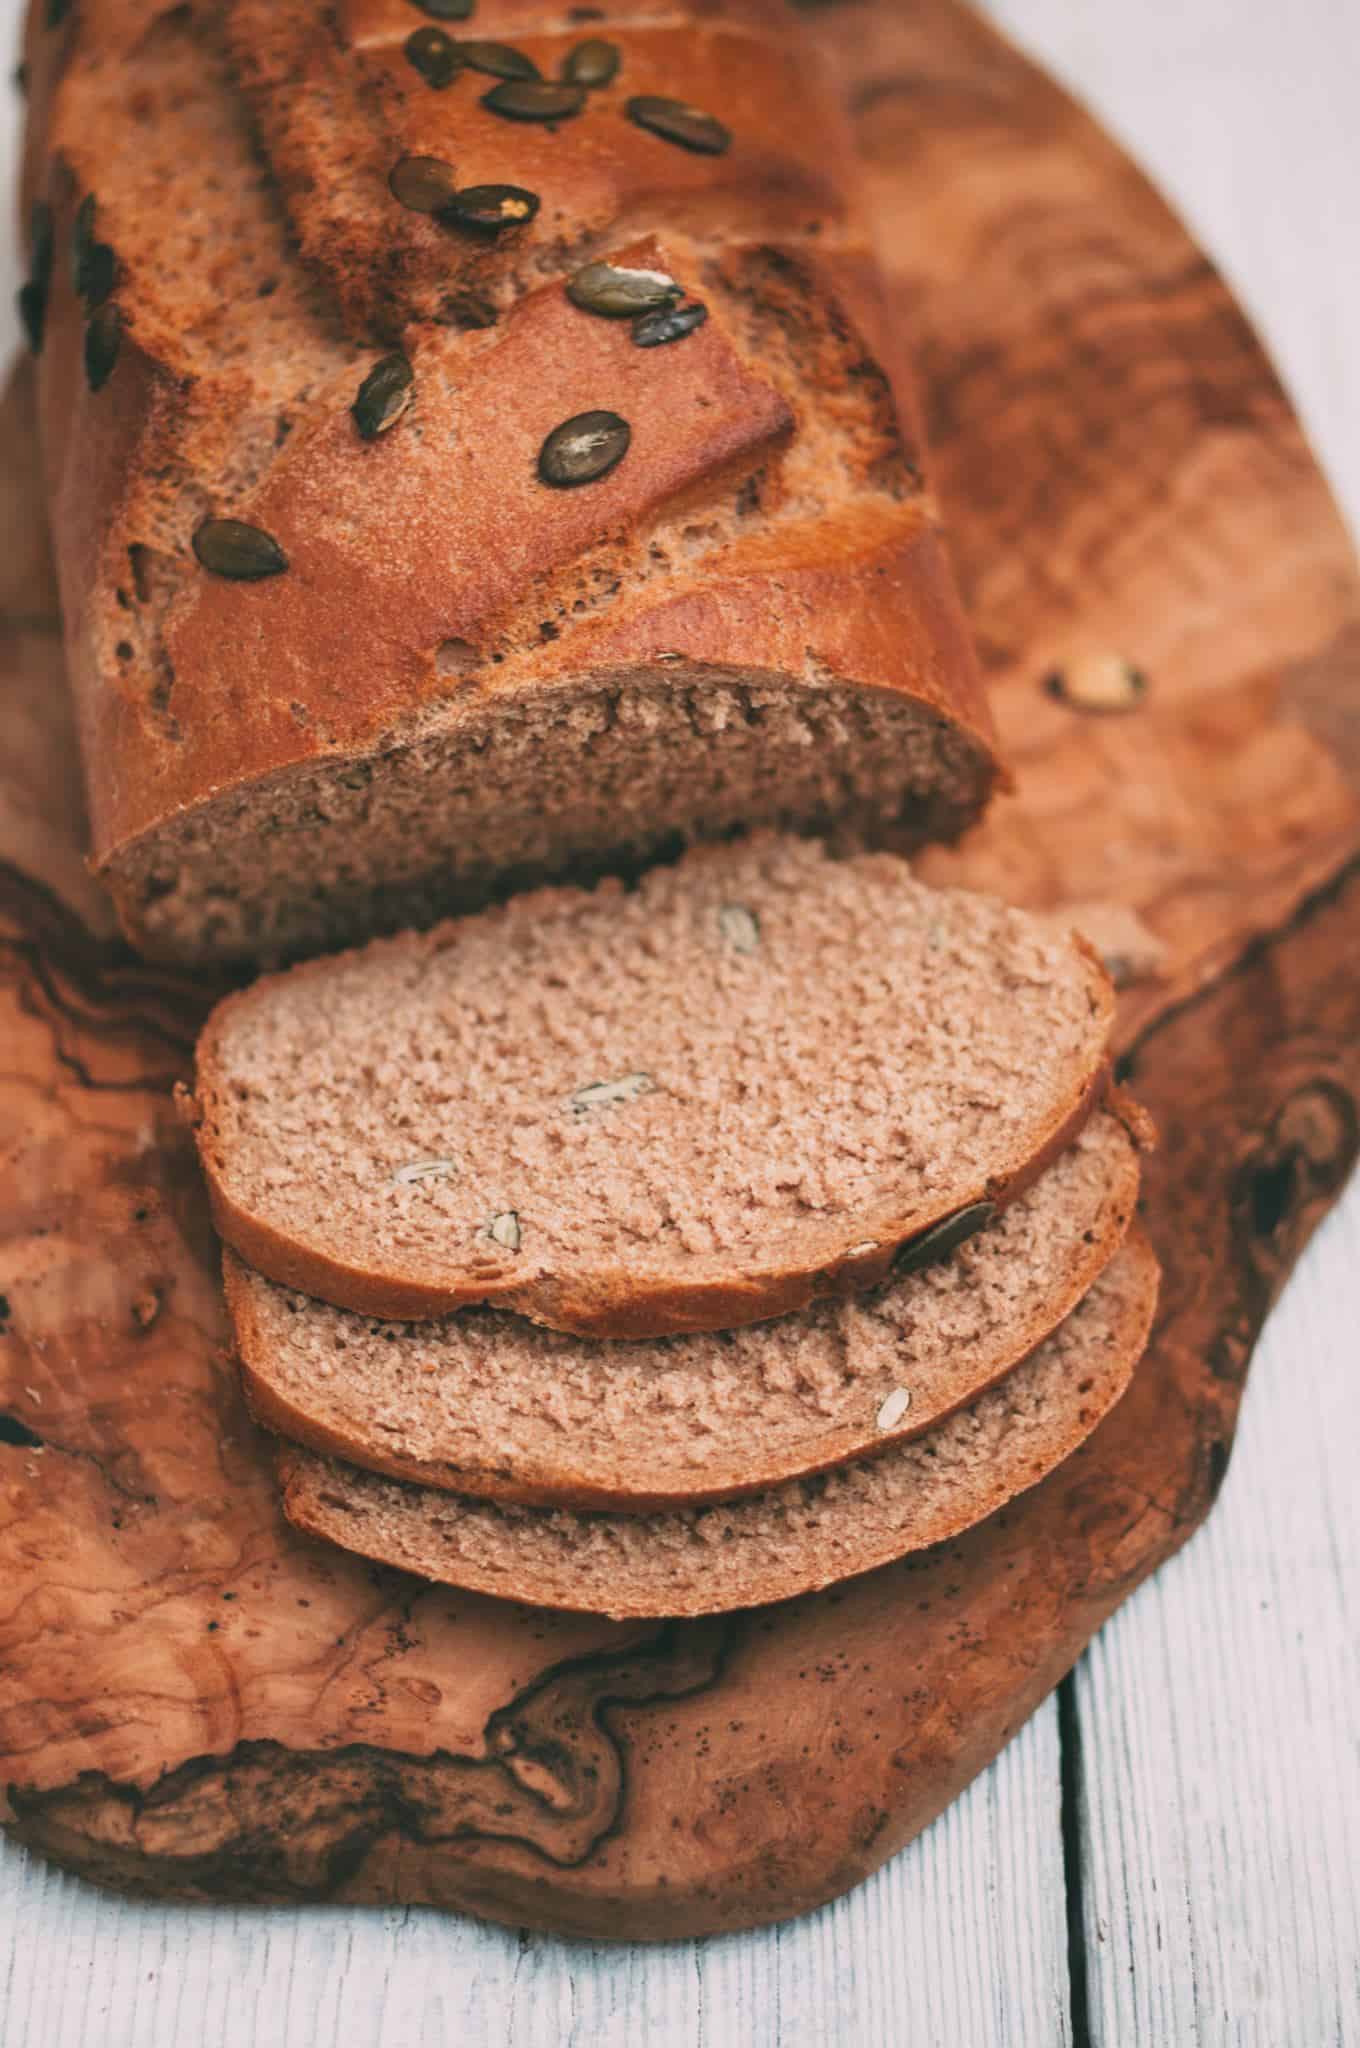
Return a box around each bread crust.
[21,0,1000,963]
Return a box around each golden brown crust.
[22,0,1001,959]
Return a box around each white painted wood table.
[2,2,1357,2042]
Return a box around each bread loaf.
[276,1233,1159,1617]
[191,836,1114,1336]
[229,1108,1141,1509]
[21,0,1000,965]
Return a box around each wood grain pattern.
[2,0,1360,1941]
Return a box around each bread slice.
[277,1234,1159,1618]
[193,836,1113,1338]
[230,1108,1140,1510]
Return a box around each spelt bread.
[192,835,1115,1336]
[229,1109,1141,1510]
[277,1233,1160,1617]
[21,0,999,966]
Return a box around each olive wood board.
[2,0,1359,1939]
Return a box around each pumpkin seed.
[569,1071,655,1116]
[404,26,462,88]
[70,193,95,291]
[45,0,72,27]
[77,239,117,309]
[1044,654,1148,714]
[17,281,46,354]
[538,409,631,488]
[875,1387,912,1433]
[487,1210,522,1250]
[459,40,539,80]
[562,38,620,87]
[567,259,682,318]
[438,182,541,234]
[388,153,461,213]
[893,1201,995,1277]
[192,518,289,581]
[632,300,708,348]
[84,304,122,393]
[352,353,414,439]
[392,1156,457,1184]
[717,903,760,954]
[481,78,585,122]
[409,0,473,17]
[625,95,731,155]
[18,201,53,353]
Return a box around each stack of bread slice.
[189,833,1158,1618]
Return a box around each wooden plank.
[0,1703,1070,2047]
[1070,1200,1360,2045]
[988,4,1360,2041]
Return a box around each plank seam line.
[1058,1670,1094,2048]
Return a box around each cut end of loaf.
[112,668,994,966]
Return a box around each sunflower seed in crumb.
[393,1157,458,1185]
[625,95,731,155]
[570,1072,655,1116]
[352,352,414,439]
[404,26,462,88]
[717,903,760,954]
[83,304,123,392]
[481,78,585,122]
[893,1200,996,1276]
[389,153,461,214]
[632,301,708,348]
[567,260,682,319]
[1044,654,1147,714]
[439,183,541,234]
[487,1210,522,1250]
[538,410,631,488]
[876,1387,912,1433]
[562,38,620,87]
[844,1242,879,1259]
[459,40,539,79]
[191,518,288,581]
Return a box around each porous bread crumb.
[199,834,1114,1332]
[278,1234,1159,1617]
[232,1111,1139,1507]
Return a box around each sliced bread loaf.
[277,1233,1159,1618]
[193,835,1113,1338]
[230,1108,1140,1510]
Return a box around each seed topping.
[404,25,462,87]
[352,353,414,440]
[192,518,289,581]
[632,301,708,348]
[625,95,731,155]
[389,153,461,213]
[567,260,682,318]
[482,77,585,122]
[439,183,541,234]
[562,38,620,87]
[539,409,631,488]
[84,304,123,392]
[876,1388,912,1433]
[459,41,539,80]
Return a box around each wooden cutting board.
[2,0,1359,1939]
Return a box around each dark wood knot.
[1235,1079,1358,1268]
